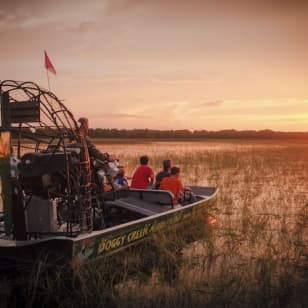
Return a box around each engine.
[16,147,120,235]
[18,151,74,197]
[16,147,87,234]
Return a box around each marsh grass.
[2,215,212,307]
[2,140,308,307]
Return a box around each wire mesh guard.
[0,80,93,237]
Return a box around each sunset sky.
[1,1,308,131]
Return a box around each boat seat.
[114,189,174,216]
[128,189,174,205]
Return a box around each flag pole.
[46,68,51,91]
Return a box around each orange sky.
[1,1,308,131]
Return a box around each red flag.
[44,51,56,75]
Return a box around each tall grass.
[2,140,308,307]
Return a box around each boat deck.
[112,186,217,216]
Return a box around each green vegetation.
[88,128,308,140]
[2,140,308,307]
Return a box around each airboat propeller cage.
[0,80,79,138]
[0,80,92,238]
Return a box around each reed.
[2,139,308,307]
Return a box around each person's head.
[170,166,180,178]
[117,168,125,177]
[163,159,171,171]
[118,167,125,177]
[78,117,89,134]
[140,155,149,165]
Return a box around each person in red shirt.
[130,155,154,189]
[160,166,184,205]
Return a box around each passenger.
[78,117,90,140]
[155,159,171,189]
[160,166,183,205]
[114,166,129,190]
[131,155,154,189]
[160,166,194,205]
[78,117,109,162]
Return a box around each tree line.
[88,128,308,139]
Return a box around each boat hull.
[0,187,218,271]
[73,194,217,264]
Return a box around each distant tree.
[86,128,308,139]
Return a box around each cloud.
[0,1,105,32]
[1,0,307,33]
[4,0,306,33]
[65,21,99,33]
[154,76,220,85]
[201,100,224,107]
[92,113,151,120]
[105,0,308,17]
[74,73,220,86]
[0,2,53,27]
[270,113,308,123]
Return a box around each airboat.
[0,80,218,272]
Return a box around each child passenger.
[113,166,128,190]
[160,166,195,205]
[160,166,184,205]
[131,155,154,189]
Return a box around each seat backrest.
[128,188,174,207]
